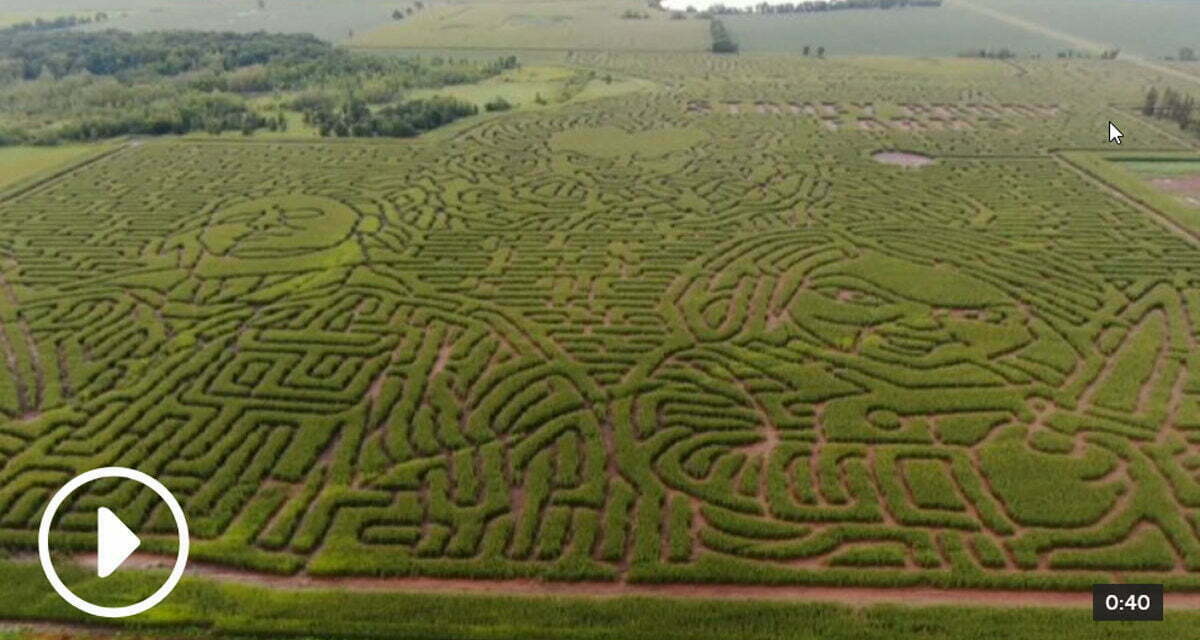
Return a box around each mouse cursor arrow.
[1108,121,1124,144]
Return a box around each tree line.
[1142,87,1199,136]
[958,47,1120,61]
[703,0,941,14]
[0,12,110,37]
[1173,47,1196,62]
[958,48,1017,60]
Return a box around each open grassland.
[349,0,708,51]
[3,49,1200,635]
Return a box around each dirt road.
[55,553,1200,610]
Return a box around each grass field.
[724,5,1066,56]
[5,6,1200,636]
[349,0,708,51]
[62,0,398,43]
[0,12,64,28]
[0,144,115,191]
[969,0,1200,60]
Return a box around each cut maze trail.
[2,51,1200,604]
[48,553,1200,609]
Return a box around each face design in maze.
[671,235,1059,444]
[787,250,1032,367]
[200,195,362,259]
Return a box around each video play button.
[39,467,189,618]
[96,507,141,578]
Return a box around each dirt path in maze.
[51,553,1200,610]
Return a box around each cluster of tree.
[958,48,1016,60]
[1052,48,1118,60]
[0,91,269,145]
[0,30,519,145]
[391,1,426,21]
[1,12,109,37]
[1173,47,1196,62]
[485,96,513,112]
[710,19,739,54]
[1142,87,1198,135]
[801,45,825,57]
[621,10,653,19]
[306,96,477,138]
[704,0,941,14]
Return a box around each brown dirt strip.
[53,553,1200,610]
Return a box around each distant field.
[724,5,1065,56]
[68,0,398,43]
[350,0,707,51]
[1116,159,1200,176]
[0,11,81,27]
[0,144,112,190]
[1108,156,1200,215]
[967,0,1200,60]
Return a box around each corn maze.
[3,54,1200,591]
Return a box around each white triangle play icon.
[96,507,140,578]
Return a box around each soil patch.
[873,151,934,168]
[1150,175,1200,196]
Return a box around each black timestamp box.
[1092,584,1163,622]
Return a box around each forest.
[305,95,479,137]
[0,29,518,144]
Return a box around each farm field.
[5,9,1200,633]
[723,5,1065,56]
[349,0,708,52]
[967,0,1200,60]
[65,0,400,43]
[1118,158,1200,211]
[0,12,79,28]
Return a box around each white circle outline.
[38,467,189,618]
